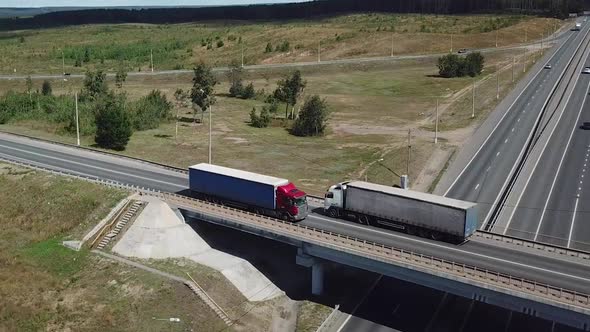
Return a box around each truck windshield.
[293,197,307,206]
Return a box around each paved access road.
[1,132,590,295]
[441,21,590,229]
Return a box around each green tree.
[227,61,244,98]
[273,70,306,119]
[464,52,485,77]
[115,66,128,89]
[81,70,108,101]
[249,106,271,128]
[241,82,255,100]
[437,54,461,78]
[291,95,329,137]
[41,80,52,96]
[190,62,218,123]
[94,93,132,151]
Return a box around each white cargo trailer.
[324,181,478,243]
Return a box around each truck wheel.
[328,208,338,218]
[359,215,369,225]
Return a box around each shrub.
[249,107,271,128]
[437,52,484,78]
[131,90,173,131]
[265,42,273,53]
[241,83,255,100]
[291,95,329,137]
[216,40,225,48]
[94,93,132,151]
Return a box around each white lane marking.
[517,118,521,122]
[512,128,515,132]
[567,198,580,248]
[475,183,480,190]
[504,139,508,144]
[496,152,500,157]
[308,214,590,282]
[442,33,576,197]
[501,77,590,235]
[335,315,352,332]
[0,143,186,189]
[532,80,590,241]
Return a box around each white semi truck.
[324,181,478,243]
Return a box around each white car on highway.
[583,67,590,74]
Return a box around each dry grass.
[295,301,333,332]
[0,45,544,195]
[0,164,228,331]
[0,14,561,75]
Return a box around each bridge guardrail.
[1,155,589,312]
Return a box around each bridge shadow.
[180,211,585,332]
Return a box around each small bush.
[249,107,271,128]
[131,90,173,131]
[216,40,225,48]
[265,42,273,53]
[438,52,484,78]
[241,83,255,100]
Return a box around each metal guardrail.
[1,155,589,312]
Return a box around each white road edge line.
[443,32,576,196]
[500,60,590,235]
[0,143,187,189]
[335,315,352,332]
[567,198,580,248]
[309,215,590,282]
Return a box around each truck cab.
[276,183,308,221]
[324,182,347,217]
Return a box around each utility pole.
[391,33,394,57]
[496,66,500,100]
[495,29,498,48]
[150,49,154,73]
[523,47,527,73]
[450,34,453,53]
[407,129,411,178]
[75,93,80,146]
[208,105,212,164]
[471,80,476,119]
[61,50,65,75]
[525,26,528,43]
[512,56,515,83]
[434,98,439,144]
[318,40,321,63]
[241,43,244,68]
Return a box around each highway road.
[1,132,590,295]
[491,31,590,252]
[441,21,590,229]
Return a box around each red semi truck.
[189,163,308,221]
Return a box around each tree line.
[1,0,588,30]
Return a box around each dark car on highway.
[581,122,590,130]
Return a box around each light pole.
[523,47,527,73]
[150,49,154,73]
[241,43,245,68]
[209,105,212,164]
[61,50,65,75]
[495,29,498,48]
[434,98,439,144]
[496,66,500,100]
[512,56,515,83]
[75,93,80,146]
[450,34,453,53]
[391,33,394,57]
[318,40,321,63]
[471,80,476,119]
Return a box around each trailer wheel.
[328,208,339,218]
[359,215,369,225]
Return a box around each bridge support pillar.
[296,248,325,295]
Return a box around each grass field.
[0,163,233,331]
[0,42,546,194]
[0,14,561,75]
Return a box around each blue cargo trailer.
[189,163,289,210]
